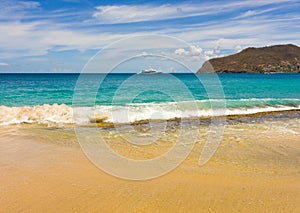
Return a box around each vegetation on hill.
[198,44,300,73]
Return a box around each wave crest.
[1,100,300,126]
[0,104,73,125]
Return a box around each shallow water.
[1,73,299,211]
[0,118,299,212]
[1,73,300,125]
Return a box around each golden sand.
[0,119,299,212]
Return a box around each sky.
[0,0,299,73]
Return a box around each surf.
[1,99,300,126]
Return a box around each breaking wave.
[0,104,73,126]
[0,98,300,126]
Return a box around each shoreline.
[0,117,299,211]
[1,105,300,127]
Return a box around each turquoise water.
[1,73,299,124]
[1,73,299,108]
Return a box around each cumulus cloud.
[234,45,243,52]
[174,44,226,61]
[174,45,203,56]
[174,48,188,56]
[173,45,211,64]
[204,50,214,56]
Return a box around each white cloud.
[175,45,202,57]
[0,8,299,60]
[174,48,188,56]
[92,0,295,24]
[234,45,243,52]
[0,12,299,61]
[0,21,137,57]
[239,10,258,18]
[234,7,279,19]
[0,0,40,21]
[174,45,205,63]
[0,0,299,65]
[0,0,40,11]
[204,50,214,56]
[93,4,200,23]
[190,45,203,55]
[0,62,9,66]
[161,13,300,51]
[172,44,226,67]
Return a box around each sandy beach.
[0,118,299,212]
[1,0,300,211]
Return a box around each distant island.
[198,44,300,73]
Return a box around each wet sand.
[0,119,300,212]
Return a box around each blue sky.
[0,0,299,72]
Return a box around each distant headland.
[198,44,300,73]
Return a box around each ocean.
[0,73,300,125]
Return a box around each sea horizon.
[1,0,300,212]
[1,73,300,126]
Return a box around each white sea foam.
[0,104,73,126]
[87,104,300,124]
[0,101,300,126]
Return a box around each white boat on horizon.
[139,68,162,74]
